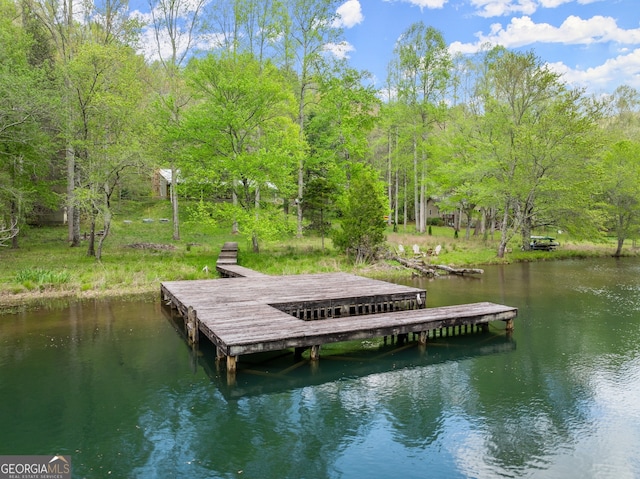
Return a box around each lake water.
[2,258,640,478]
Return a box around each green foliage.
[185,199,217,232]
[213,202,295,244]
[332,164,387,263]
[16,268,71,290]
[0,0,60,241]
[598,139,640,255]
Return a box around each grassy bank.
[0,199,633,312]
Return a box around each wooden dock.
[161,243,517,375]
[215,241,268,278]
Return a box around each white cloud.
[449,15,640,53]
[334,0,364,28]
[471,0,537,17]
[471,0,605,18]
[548,48,640,90]
[324,41,356,59]
[448,12,640,93]
[383,0,447,9]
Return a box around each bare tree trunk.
[615,237,624,257]
[490,207,496,240]
[96,210,111,261]
[403,172,408,230]
[10,200,19,249]
[171,164,180,240]
[394,168,399,229]
[497,205,512,258]
[87,214,96,257]
[232,178,239,234]
[296,78,306,239]
[387,129,392,227]
[413,134,418,231]
[67,148,80,246]
[296,159,303,238]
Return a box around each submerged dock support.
[186,306,199,345]
[505,318,514,333]
[227,355,237,372]
[310,345,321,361]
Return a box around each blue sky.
[134,0,640,95]
[332,0,640,94]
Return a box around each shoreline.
[1,248,633,313]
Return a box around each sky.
[133,0,640,95]
[335,0,640,94]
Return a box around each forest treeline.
[2,0,640,261]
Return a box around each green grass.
[0,198,635,310]
[15,268,71,290]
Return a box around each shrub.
[332,164,387,263]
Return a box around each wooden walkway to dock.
[216,241,268,278]
[161,243,518,375]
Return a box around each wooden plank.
[161,270,517,365]
[215,264,268,278]
[215,302,517,355]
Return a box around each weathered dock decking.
[161,265,517,374]
[216,241,268,278]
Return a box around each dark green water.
[2,258,640,478]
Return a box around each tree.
[0,0,58,248]
[389,22,451,233]
[303,65,380,245]
[147,0,207,241]
[471,47,598,257]
[184,52,302,252]
[332,164,387,263]
[66,41,149,260]
[310,66,379,167]
[602,85,640,139]
[23,0,83,246]
[599,140,640,256]
[280,0,343,238]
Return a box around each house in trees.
[153,169,177,199]
[426,197,458,226]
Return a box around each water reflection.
[2,258,640,478]
[193,334,516,400]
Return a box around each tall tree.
[23,0,84,245]
[0,0,58,248]
[389,22,451,233]
[281,0,343,238]
[184,52,302,252]
[67,41,149,259]
[147,0,207,241]
[473,47,598,257]
[598,140,640,256]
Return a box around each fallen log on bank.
[386,253,484,277]
[433,264,484,275]
[390,255,437,276]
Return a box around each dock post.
[187,307,199,345]
[310,345,321,361]
[505,318,514,333]
[216,347,226,361]
[227,355,237,372]
[419,331,427,345]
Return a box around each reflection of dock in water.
[197,332,517,400]
[160,242,518,380]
